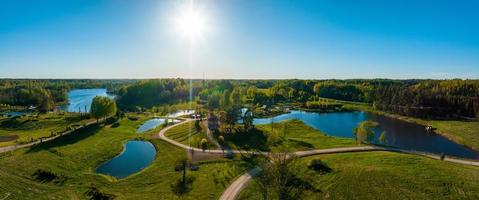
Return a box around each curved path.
[158,119,479,200]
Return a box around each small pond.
[167,110,195,118]
[59,89,115,113]
[253,110,479,160]
[96,140,156,178]
[137,118,179,133]
[2,111,24,118]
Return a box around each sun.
[174,2,208,41]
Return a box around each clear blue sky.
[1,0,478,79]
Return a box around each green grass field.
[221,120,356,152]
[0,113,89,147]
[0,115,248,199]
[238,151,479,200]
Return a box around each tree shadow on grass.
[223,128,270,152]
[26,124,101,154]
[287,138,315,150]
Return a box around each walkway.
[158,119,479,200]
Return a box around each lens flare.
[174,2,208,41]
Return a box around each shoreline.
[344,105,479,152]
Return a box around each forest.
[1,79,478,119]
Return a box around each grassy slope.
[0,113,89,147]
[0,115,248,199]
[257,120,356,151]
[164,120,215,149]
[222,120,356,152]
[239,151,479,200]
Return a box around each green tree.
[255,152,311,200]
[242,108,254,131]
[91,96,117,122]
[225,107,239,129]
[38,91,54,113]
[353,120,378,144]
[200,138,208,151]
[207,92,221,109]
[379,131,387,144]
[220,90,231,109]
[230,88,241,107]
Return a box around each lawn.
[238,151,479,200]
[0,114,249,199]
[221,120,357,152]
[0,112,89,147]
[164,120,216,149]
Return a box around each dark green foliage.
[116,79,190,110]
[242,108,254,131]
[170,176,195,195]
[85,187,116,200]
[255,153,319,200]
[225,107,240,128]
[372,80,479,119]
[308,159,332,174]
[110,122,120,128]
[32,169,67,184]
[194,119,201,132]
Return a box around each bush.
[111,122,120,128]
[170,176,195,195]
[307,159,332,174]
[105,117,118,125]
[32,169,67,184]
[127,116,138,121]
[85,187,116,200]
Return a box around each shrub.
[307,159,332,174]
[200,138,208,151]
[85,187,116,200]
[127,116,138,121]
[32,169,67,184]
[111,122,120,128]
[170,176,195,195]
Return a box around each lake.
[253,110,479,160]
[96,140,156,178]
[60,89,114,112]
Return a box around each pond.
[96,140,156,178]
[253,110,479,160]
[59,89,115,113]
[137,118,179,133]
[167,110,195,118]
[2,111,24,118]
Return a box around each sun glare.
[174,2,208,41]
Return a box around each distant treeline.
[0,79,135,112]
[114,79,479,119]
[2,79,478,119]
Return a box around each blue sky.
[1,0,478,79]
